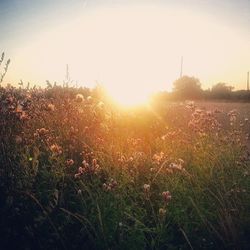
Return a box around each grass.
[0,85,249,250]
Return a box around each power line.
[180,56,183,78]
[247,71,249,91]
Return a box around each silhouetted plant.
[0,52,10,84]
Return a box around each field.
[0,85,249,250]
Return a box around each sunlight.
[1,1,250,247]
[106,83,150,107]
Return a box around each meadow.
[0,85,249,250]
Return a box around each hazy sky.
[0,0,249,100]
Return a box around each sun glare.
[105,84,150,107]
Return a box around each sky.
[0,0,249,102]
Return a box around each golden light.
[105,83,151,107]
[6,3,249,105]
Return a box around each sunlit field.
[1,0,250,249]
[0,84,249,250]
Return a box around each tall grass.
[0,85,249,250]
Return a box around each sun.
[105,84,150,107]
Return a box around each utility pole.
[180,56,183,78]
[247,71,249,91]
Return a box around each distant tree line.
[154,75,250,102]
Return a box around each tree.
[173,75,202,99]
[211,82,234,99]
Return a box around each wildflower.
[178,158,184,165]
[228,109,238,124]
[74,173,81,179]
[74,166,84,178]
[118,155,126,163]
[159,208,167,217]
[161,135,167,141]
[78,159,100,175]
[90,159,100,174]
[143,184,150,193]
[15,135,22,144]
[110,178,118,188]
[129,157,134,162]
[66,159,74,167]
[169,163,182,171]
[162,191,172,203]
[86,96,92,103]
[152,152,165,165]
[103,183,110,191]
[50,144,62,155]
[47,103,55,111]
[37,128,48,136]
[78,166,84,174]
[82,160,89,168]
[75,94,84,103]
[103,178,118,191]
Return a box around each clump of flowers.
[74,158,100,178]
[35,128,49,137]
[159,208,167,221]
[85,159,100,174]
[143,184,151,198]
[50,143,62,155]
[152,151,165,165]
[169,158,185,171]
[74,166,84,178]
[188,108,221,133]
[162,191,172,204]
[103,178,118,191]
